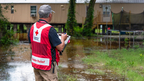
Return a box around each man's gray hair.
[38,5,54,18]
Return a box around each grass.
[82,48,144,81]
[95,29,119,34]
[95,29,106,33]
[86,69,105,75]
[58,64,77,81]
[54,27,64,33]
[58,72,77,81]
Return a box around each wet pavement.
[0,38,143,81]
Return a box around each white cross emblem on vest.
[33,23,51,43]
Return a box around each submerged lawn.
[82,48,144,81]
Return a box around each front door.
[103,5,111,22]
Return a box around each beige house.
[2,3,144,24]
[0,0,144,37]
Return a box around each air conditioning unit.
[31,13,36,17]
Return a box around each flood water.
[0,38,143,81]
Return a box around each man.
[28,5,67,81]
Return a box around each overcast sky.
[0,0,82,3]
[0,0,98,3]
[0,0,144,3]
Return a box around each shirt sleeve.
[28,26,31,43]
[49,27,62,47]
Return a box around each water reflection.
[8,62,34,81]
[0,47,11,81]
[0,44,34,81]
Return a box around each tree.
[0,4,10,33]
[0,4,17,45]
[82,0,96,36]
[66,0,77,36]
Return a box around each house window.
[30,6,37,17]
[11,6,14,14]
[103,5,111,17]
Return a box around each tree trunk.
[82,0,96,36]
[66,0,77,36]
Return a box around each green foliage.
[58,72,77,81]
[124,37,129,47]
[0,25,18,46]
[66,0,96,37]
[82,0,96,36]
[82,48,144,81]
[0,4,18,46]
[73,26,83,37]
[66,0,77,36]
[142,40,144,45]
[139,54,143,61]
[86,69,105,75]
[133,44,140,49]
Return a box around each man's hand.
[56,33,67,52]
[61,33,67,41]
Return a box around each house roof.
[0,0,144,3]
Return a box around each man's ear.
[49,13,52,18]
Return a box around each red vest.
[30,22,60,70]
